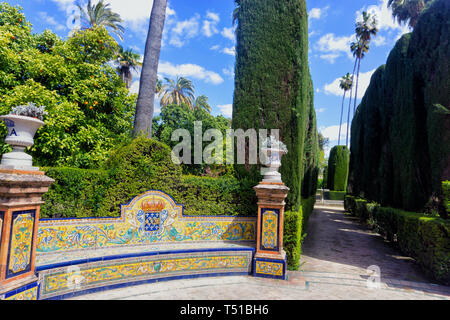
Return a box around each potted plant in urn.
[0,103,48,170]
[260,135,288,183]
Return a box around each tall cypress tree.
[232,0,314,211]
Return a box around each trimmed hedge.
[327,146,349,192]
[283,195,316,270]
[345,195,450,284]
[232,0,317,212]
[41,137,256,219]
[348,0,450,213]
[443,181,450,214]
[324,190,346,201]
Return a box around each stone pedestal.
[253,182,289,280]
[0,169,54,299]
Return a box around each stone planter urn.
[0,114,44,171]
[260,136,288,183]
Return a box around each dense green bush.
[443,181,450,214]
[232,0,317,212]
[324,191,346,201]
[345,195,450,284]
[283,195,315,270]
[327,146,349,191]
[284,209,303,270]
[0,3,135,168]
[348,0,450,214]
[41,137,257,219]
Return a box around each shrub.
[284,209,303,270]
[283,195,316,271]
[348,0,450,212]
[41,137,258,219]
[232,0,315,212]
[324,191,346,201]
[327,146,349,191]
[443,181,450,214]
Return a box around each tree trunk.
[133,0,167,138]
[346,59,358,147]
[338,91,346,146]
[353,57,362,115]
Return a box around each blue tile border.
[3,279,39,299]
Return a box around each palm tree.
[353,11,378,115]
[194,95,212,113]
[116,46,142,89]
[159,77,195,109]
[339,73,353,146]
[388,0,432,28]
[76,0,125,40]
[133,0,167,137]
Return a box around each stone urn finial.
[0,103,47,171]
[260,135,288,183]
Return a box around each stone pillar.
[0,169,54,299]
[253,181,289,280]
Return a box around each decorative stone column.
[253,181,289,280]
[0,169,54,299]
[0,167,54,298]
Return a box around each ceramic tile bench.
[33,190,257,300]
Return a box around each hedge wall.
[283,195,315,270]
[345,195,450,285]
[348,0,450,214]
[327,145,349,192]
[232,0,317,212]
[41,137,255,219]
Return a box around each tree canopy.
[0,3,135,168]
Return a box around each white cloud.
[217,104,233,117]
[38,11,66,31]
[308,6,329,20]
[221,27,235,41]
[320,123,349,143]
[315,33,356,61]
[316,108,326,113]
[210,44,220,51]
[202,11,220,37]
[222,46,236,56]
[158,61,224,85]
[319,53,340,64]
[169,14,200,47]
[324,69,377,98]
[222,66,234,79]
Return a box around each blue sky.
[9,0,411,155]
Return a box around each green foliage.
[349,0,450,215]
[443,181,450,214]
[284,209,303,270]
[232,0,317,211]
[41,167,111,218]
[327,146,349,191]
[0,3,135,168]
[345,195,450,284]
[41,137,257,219]
[153,103,232,176]
[324,191,346,201]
